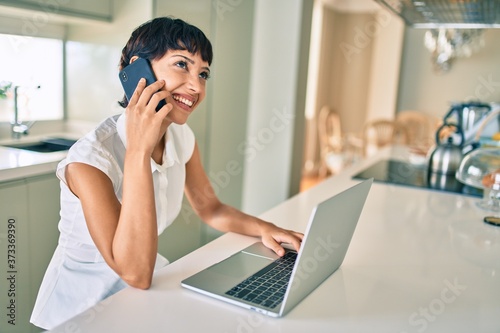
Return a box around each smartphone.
[118,57,166,111]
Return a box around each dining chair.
[396,110,440,155]
[361,119,409,157]
[317,106,343,177]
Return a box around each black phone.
[118,57,166,112]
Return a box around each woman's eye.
[199,71,210,80]
[176,61,187,69]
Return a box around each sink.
[3,137,77,153]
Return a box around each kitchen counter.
[47,145,500,333]
[0,136,68,182]
[0,125,94,182]
[0,119,98,182]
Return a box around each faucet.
[11,85,39,139]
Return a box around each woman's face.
[150,49,210,125]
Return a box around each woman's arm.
[65,161,157,289]
[65,79,172,289]
[184,143,303,256]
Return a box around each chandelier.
[424,28,485,73]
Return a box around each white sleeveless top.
[30,113,195,330]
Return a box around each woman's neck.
[152,133,166,165]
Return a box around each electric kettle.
[443,101,491,146]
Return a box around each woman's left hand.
[184,145,303,257]
[259,222,303,257]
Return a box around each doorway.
[300,0,404,191]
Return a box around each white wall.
[241,0,309,215]
[397,29,500,118]
[365,9,404,121]
[311,5,404,133]
[201,0,255,211]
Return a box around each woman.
[31,17,303,330]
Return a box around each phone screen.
[118,57,166,112]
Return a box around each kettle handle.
[444,101,492,123]
[436,122,464,146]
[443,104,461,123]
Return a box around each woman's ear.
[129,55,139,64]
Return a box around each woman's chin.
[166,112,190,126]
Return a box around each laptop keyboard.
[225,251,297,309]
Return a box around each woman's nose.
[187,73,202,93]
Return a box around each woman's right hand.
[125,78,172,156]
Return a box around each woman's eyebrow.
[173,54,210,73]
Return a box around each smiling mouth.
[172,94,194,108]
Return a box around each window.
[0,33,64,122]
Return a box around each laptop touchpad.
[182,243,280,295]
[210,250,272,279]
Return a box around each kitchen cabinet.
[0,174,60,333]
[0,179,31,333]
[0,0,113,22]
[26,173,60,326]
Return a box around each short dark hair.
[118,16,213,108]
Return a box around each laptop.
[181,178,373,317]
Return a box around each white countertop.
[0,120,98,182]
[0,133,79,182]
[47,146,500,333]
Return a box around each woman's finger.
[136,79,166,110]
[128,78,147,106]
[150,90,171,114]
[265,239,286,257]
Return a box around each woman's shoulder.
[57,115,124,188]
[74,115,123,153]
[90,114,122,145]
